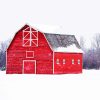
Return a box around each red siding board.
[36,61,53,74]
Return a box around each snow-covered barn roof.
[44,33,83,53]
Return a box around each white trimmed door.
[23,60,36,74]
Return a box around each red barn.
[6,24,83,74]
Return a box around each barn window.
[56,59,60,64]
[63,59,66,64]
[72,59,74,64]
[78,59,80,64]
[26,51,34,58]
[23,27,38,47]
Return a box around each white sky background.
[0,0,100,48]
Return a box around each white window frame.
[26,51,34,58]
[23,27,38,47]
[63,59,66,64]
[78,59,80,64]
[72,59,74,64]
[56,59,60,64]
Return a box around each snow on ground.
[0,70,100,100]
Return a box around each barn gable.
[7,24,31,50]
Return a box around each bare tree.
[80,36,85,51]
[91,33,100,69]
[0,40,9,70]
[79,36,88,69]
[92,33,100,50]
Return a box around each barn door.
[23,60,36,74]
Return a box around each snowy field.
[0,70,100,100]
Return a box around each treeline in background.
[80,33,100,69]
[0,40,10,71]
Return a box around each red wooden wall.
[6,25,53,74]
[54,52,83,74]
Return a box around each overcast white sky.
[0,0,100,48]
